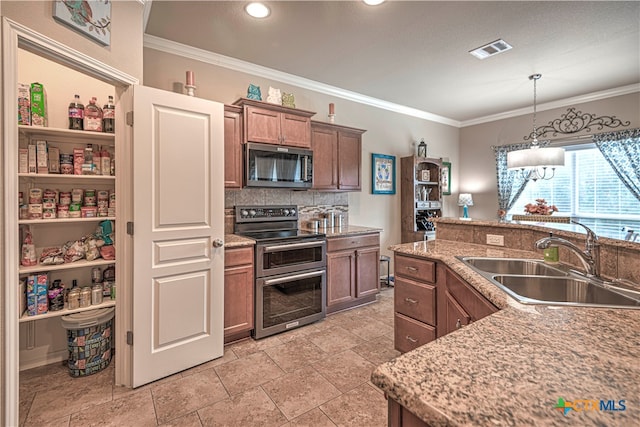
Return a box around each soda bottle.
[103,95,115,133]
[68,94,84,130]
[83,97,103,132]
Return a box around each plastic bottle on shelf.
[83,96,103,132]
[68,94,84,130]
[103,95,115,133]
[100,147,111,176]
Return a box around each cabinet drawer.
[445,269,497,321]
[327,233,379,252]
[225,246,254,268]
[395,254,435,283]
[394,277,435,325]
[394,313,436,353]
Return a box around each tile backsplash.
[225,189,349,233]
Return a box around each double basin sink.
[458,257,640,309]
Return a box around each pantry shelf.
[18,125,114,143]
[19,299,116,323]
[19,217,115,225]
[19,259,116,275]
[18,173,115,181]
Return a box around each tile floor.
[19,287,398,427]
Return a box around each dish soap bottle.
[543,232,559,263]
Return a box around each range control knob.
[290,208,296,216]
[283,209,290,216]
[249,210,257,217]
[241,210,249,217]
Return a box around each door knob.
[213,238,224,248]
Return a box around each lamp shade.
[507,146,565,169]
[458,193,474,206]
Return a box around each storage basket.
[61,307,114,377]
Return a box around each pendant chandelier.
[507,74,564,181]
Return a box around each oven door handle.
[263,241,324,252]
[263,270,325,286]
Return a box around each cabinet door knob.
[213,238,224,248]
[404,297,418,304]
[456,319,463,329]
[405,335,418,343]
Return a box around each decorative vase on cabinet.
[400,156,443,243]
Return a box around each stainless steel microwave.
[245,142,313,189]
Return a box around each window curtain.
[492,142,544,212]
[593,128,640,202]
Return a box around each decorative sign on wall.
[53,0,111,46]
[372,153,396,195]
[441,161,451,195]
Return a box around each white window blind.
[508,144,640,240]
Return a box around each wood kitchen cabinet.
[224,105,243,188]
[311,121,366,191]
[224,246,254,343]
[393,254,497,353]
[440,266,497,336]
[393,254,437,353]
[233,98,315,148]
[388,398,429,427]
[326,232,380,313]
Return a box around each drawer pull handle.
[404,297,418,304]
[405,335,418,343]
[406,266,418,272]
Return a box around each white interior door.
[132,85,225,387]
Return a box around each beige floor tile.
[214,351,284,395]
[69,388,156,427]
[282,407,337,427]
[24,369,113,425]
[228,334,285,358]
[313,350,376,393]
[24,414,70,427]
[265,338,327,372]
[308,326,365,354]
[159,411,203,427]
[152,368,228,424]
[320,383,387,427]
[183,348,238,376]
[19,361,73,396]
[198,386,287,427]
[351,335,401,366]
[334,314,394,341]
[19,391,34,426]
[262,366,341,420]
[275,322,325,344]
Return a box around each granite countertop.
[309,224,382,237]
[224,234,255,248]
[371,239,640,426]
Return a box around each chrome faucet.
[535,221,600,277]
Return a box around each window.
[508,143,640,240]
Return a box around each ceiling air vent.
[469,39,513,59]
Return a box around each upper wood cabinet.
[311,121,366,191]
[224,105,243,188]
[233,98,315,148]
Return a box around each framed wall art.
[54,0,111,46]
[441,161,451,195]
[372,153,396,195]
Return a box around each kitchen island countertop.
[371,239,640,426]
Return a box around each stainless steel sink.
[493,275,640,308]
[457,256,640,309]
[461,257,568,276]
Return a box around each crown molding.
[461,83,640,128]
[143,34,461,127]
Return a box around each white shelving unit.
[17,125,116,322]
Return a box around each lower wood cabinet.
[224,246,254,343]
[393,253,498,353]
[388,398,429,427]
[326,232,380,313]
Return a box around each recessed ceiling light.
[363,0,385,5]
[469,39,513,59]
[245,2,270,19]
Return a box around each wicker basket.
[512,214,570,224]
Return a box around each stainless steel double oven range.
[234,206,326,339]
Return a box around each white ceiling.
[144,1,640,126]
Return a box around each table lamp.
[458,193,474,220]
